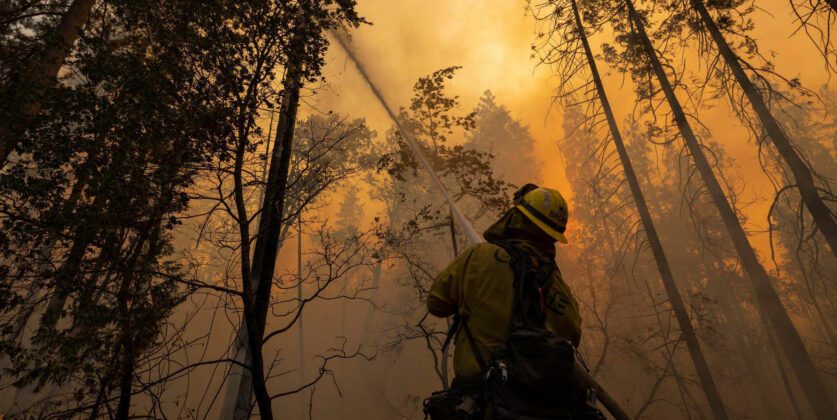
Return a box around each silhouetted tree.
[1,0,96,163]
[655,0,837,258]
[789,0,837,71]
[604,1,834,416]
[0,1,236,416]
[206,2,366,418]
[530,0,728,416]
[769,87,837,353]
[464,90,541,188]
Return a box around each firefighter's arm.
[427,245,477,317]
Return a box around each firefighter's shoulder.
[460,242,510,264]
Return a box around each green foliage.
[0,0,312,415]
[380,67,511,217]
[0,0,370,415]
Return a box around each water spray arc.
[330,31,479,244]
[330,29,630,420]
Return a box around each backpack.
[479,241,576,420]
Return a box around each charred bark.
[235,45,304,420]
[297,213,305,420]
[624,1,835,417]
[114,306,136,420]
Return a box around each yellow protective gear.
[427,210,581,379]
[515,186,569,244]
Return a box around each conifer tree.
[606,1,834,416]
[531,0,728,416]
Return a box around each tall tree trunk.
[692,0,837,258]
[232,48,304,420]
[762,308,806,419]
[112,155,180,418]
[710,271,787,418]
[222,113,274,419]
[809,294,836,346]
[569,1,729,418]
[1,0,96,162]
[624,1,835,417]
[115,332,135,419]
[339,293,346,419]
[297,213,306,420]
[111,243,146,420]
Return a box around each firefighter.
[425,184,595,419]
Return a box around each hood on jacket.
[483,208,556,262]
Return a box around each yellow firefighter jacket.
[427,209,582,379]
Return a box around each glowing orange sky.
[302,0,832,259]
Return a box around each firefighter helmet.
[513,184,569,244]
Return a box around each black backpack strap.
[489,240,555,330]
[461,316,489,373]
[440,314,461,356]
[441,314,488,374]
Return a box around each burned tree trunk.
[692,0,837,259]
[232,44,304,420]
[297,213,306,420]
[1,0,96,162]
[114,285,137,420]
[624,1,835,417]
[569,1,728,417]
